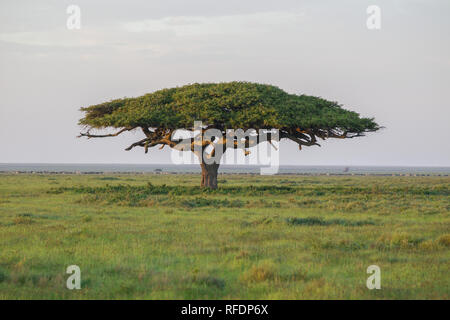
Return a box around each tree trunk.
[200,162,219,189]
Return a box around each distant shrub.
[286,217,324,226]
[82,215,93,222]
[279,268,308,281]
[296,185,449,197]
[241,261,276,283]
[190,275,225,289]
[0,269,8,283]
[285,217,375,227]
[17,213,33,217]
[437,234,450,247]
[418,239,438,250]
[296,199,318,207]
[376,232,424,249]
[13,214,34,225]
[181,197,244,208]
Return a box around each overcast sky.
[0,0,449,166]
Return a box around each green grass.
[0,173,449,299]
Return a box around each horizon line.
[0,162,449,168]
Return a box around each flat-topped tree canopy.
[79,82,380,188]
[80,81,378,132]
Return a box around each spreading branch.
[77,127,135,139]
[78,123,372,158]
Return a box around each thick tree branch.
[78,127,135,139]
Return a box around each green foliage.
[50,183,295,197]
[285,217,376,227]
[79,82,379,133]
[49,183,293,207]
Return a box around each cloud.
[122,11,305,36]
[0,27,172,56]
[0,11,305,58]
[0,30,99,48]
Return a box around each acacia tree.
[79,82,380,188]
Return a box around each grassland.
[0,173,449,299]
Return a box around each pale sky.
[0,0,449,166]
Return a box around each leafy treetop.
[79,82,380,153]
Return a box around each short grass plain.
[0,173,449,299]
